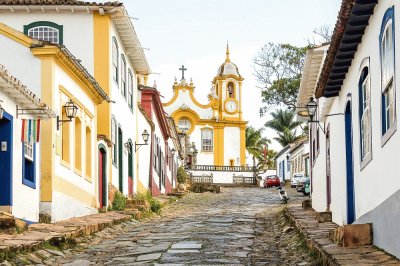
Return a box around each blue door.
[344,100,355,224]
[0,112,13,207]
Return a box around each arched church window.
[24,21,63,44]
[227,82,235,98]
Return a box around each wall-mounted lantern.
[135,129,150,152]
[57,99,78,130]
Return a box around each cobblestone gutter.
[0,212,131,262]
[285,205,400,266]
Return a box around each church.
[163,46,248,167]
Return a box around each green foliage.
[133,191,162,215]
[177,166,188,184]
[150,199,162,214]
[253,43,308,111]
[112,191,126,211]
[245,126,272,170]
[265,109,303,147]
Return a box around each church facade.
[163,46,247,167]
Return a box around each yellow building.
[163,46,247,168]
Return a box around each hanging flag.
[21,119,41,143]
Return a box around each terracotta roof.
[0,0,121,6]
[33,41,111,103]
[315,0,377,98]
[0,64,56,119]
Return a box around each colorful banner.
[21,119,40,143]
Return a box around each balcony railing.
[191,174,213,184]
[185,165,256,172]
[233,175,257,185]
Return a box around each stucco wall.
[223,126,240,165]
[311,1,400,256]
[0,91,41,222]
[1,13,94,75]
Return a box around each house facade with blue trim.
[298,0,400,258]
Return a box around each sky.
[123,0,342,151]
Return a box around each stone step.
[0,212,28,234]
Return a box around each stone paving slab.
[0,211,131,260]
[286,205,400,265]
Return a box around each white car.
[291,173,304,188]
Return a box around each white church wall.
[190,125,214,165]
[163,90,213,119]
[224,127,240,165]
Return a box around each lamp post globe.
[142,129,150,144]
[306,97,318,120]
[64,99,78,120]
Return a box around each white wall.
[0,90,41,222]
[136,110,152,193]
[0,34,41,96]
[1,13,94,75]
[163,89,214,119]
[189,170,254,184]
[110,25,138,196]
[223,126,240,165]
[275,150,290,181]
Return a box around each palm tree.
[245,126,271,169]
[265,109,302,147]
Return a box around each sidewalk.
[0,212,131,261]
[286,205,400,265]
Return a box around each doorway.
[344,99,355,224]
[98,147,107,209]
[326,125,331,211]
[128,139,133,196]
[0,112,13,211]
[118,127,123,192]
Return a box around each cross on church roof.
[179,65,187,80]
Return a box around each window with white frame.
[121,55,127,98]
[24,142,34,162]
[201,130,213,151]
[24,21,63,44]
[359,65,372,163]
[112,37,119,84]
[380,7,396,138]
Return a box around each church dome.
[217,45,241,78]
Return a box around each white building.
[0,23,109,222]
[0,1,151,201]
[274,145,291,182]
[0,63,55,223]
[298,0,400,258]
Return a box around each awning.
[0,64,56,119]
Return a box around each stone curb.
[0,212,132,262]
[285,205,400,266]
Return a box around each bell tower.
[212,44,244,121]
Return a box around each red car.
[263,175,281,188]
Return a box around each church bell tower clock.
[212,44,244,121]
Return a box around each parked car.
[304,177,311,195]
[296,176,310,195]
[291,173,304,188]
[264,175,281,188]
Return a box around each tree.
[253,43,308,112]
[308,25,333,45]
[245,126,271,169]
[265,109,302,147]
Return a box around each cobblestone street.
[44,187,316,265]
